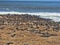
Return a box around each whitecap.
[0,11,60,22]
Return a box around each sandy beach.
[0,14,60,45]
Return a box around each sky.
[0,0,60,1]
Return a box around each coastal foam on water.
[0,12,60,22]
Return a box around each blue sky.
[0,0,60,1]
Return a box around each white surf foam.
[0,11,60,22]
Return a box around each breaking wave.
[0,11,60,22]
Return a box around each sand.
[0,14,60,45]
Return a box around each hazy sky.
[0,0,60,1]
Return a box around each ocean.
[0,1,60,22]
[0,1,60,12]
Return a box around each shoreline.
[0,11,60,22]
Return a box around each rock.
[6,42,13,45]
[11,34,16,37]
[40,32,57,37]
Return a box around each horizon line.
[0,0,60,1]
[0,1,60,2]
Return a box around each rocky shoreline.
[0,14,60,45]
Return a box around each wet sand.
[0,14,60,45]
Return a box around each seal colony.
[0,13,60,45]
[0,12,60,22]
